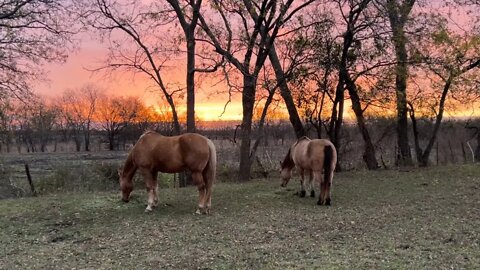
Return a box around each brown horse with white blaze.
[280,136,337,205]
[118,131,216,214]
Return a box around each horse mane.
[298,136,310,142]
[281,148,295,169]
[292,136,311,148]
[120,149,137,178]
[140,130,157,138]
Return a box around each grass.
[0,164,479,269]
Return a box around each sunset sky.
[38,34,244,121]
[35,1,479,122]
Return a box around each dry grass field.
[0,162,479,269]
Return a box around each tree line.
[1,0,479,181]
[0,86,179,152]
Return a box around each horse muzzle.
[122,197,130,203]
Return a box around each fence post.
[24,163,37,196]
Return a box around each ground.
[0,165,479,269]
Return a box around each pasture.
[1,163,479,269]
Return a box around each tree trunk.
[408,102,424,165]
[387,0,415,167]
[329,81,345,148]
[238,75,256,182]
[167,0,201,135]
[75,134,82,152]
[409,77,453,167]
[84,123,91,152]
[108,132,115,151]
[419,77,452,166]
[250,86,275,166]
[269,45,306,139]
[328,17,354,171]
[346,77,379,170]
[165,95,181,135]
[186,36,196,134]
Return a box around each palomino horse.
[118,131,216,214]
[280,136,337,205]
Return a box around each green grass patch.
[0,165,479,269]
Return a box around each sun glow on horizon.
[195,103,243,121]
[152,102,244,121]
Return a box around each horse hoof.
[317,200,324,205]
[300,190,306,197]
[195,209,202,215]
[326,199,331,206]
[310,191,315,198]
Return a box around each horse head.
[280,164,292,187]
[118,168,133,203]
[280,148,294,187]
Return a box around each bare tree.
[282,14,339,140]
[21,98,59,152]
[0,99,15,152]
[408,20,480,166]
[165,0,223,133]
[96,95,143,150]
[198,0,314,181]
[57,84,100,151]
[165,0,201,133]
[0,0,76,100]
[84,0,183,134]
[299,0,383,170]
[383,0,416,166]
[57,91,84,151]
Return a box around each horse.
[280,136,337,205]
[118,131,217,214]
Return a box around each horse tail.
[323,145,333,183]
[204,139,217,205]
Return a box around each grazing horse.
[280,136,337,205]
[118,131,216,214]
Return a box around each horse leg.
[299,169,306,197]
[325,170,334,206]
[313,171,325,205]
[192,171,207,214]
[203,170,213,215]
[141,169,156,212]
[152,171,159,207]
[308,170,315,198]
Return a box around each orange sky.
[37,3,479,122]
[38,35,244,121]
[39,43,480,122]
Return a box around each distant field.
[0,164,479,269]
[0,142,286,198]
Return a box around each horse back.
[132,132,210,173]
[305,139,337,171]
